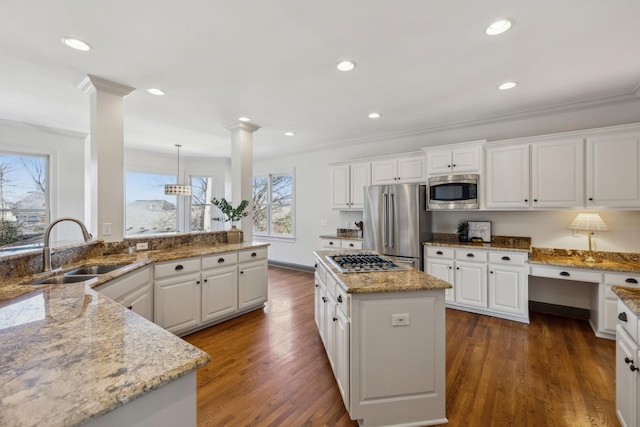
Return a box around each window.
[0,152,48,253]
[190,176,213,232]
[125,171,177,236]
[252,171,294,238]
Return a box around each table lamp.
[567,213,609,263]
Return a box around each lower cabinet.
[95,266,154,321]
[425,245,529,323]
[154,248,268,336]
[616,299,640,427]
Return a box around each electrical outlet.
[320,220,328,227]
[392,313,410,326]
[136,242,148,250]
[102,223,112,236]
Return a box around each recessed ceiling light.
[239,117,251,122]
[284,131,295,136]
[498,81,517,90]
[146,88,165,96]
[485,19,512,36]
[61,37,91,51]
[337,60,356,72]
[368,112,381,119]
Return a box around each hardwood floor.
[184,266,617,427]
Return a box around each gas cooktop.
[326,254,406,273]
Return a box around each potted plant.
[211,197,250,243]
[457,220,469,242]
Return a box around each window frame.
[253,168,295,240]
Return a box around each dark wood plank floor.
[184,266,617,427]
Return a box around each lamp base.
[583,255,602,263]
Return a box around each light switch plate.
[136,242,148,250]
[392,313,410,326]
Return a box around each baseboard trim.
[528,301,589,320]
[268,260,314,273]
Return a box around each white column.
[78,75,135,241]
[226,122,260,241]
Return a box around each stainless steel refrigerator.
[363,183,432,270]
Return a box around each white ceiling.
[0,1,639,158]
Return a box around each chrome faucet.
[43,217,92,272]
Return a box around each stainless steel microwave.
[427,174,479,209]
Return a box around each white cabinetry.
[425,245,529,323]
[616,299,639,427]
[586,130,640,208]
[425,144,482,175]
[602,273,640,336]
[485,137,583,209]
[320,237,363,250]
[95,266,153,321]
[371,153,425,184]
[331,162,371,210]
[154,247,268,336]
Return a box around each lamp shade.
[567,213,609,232]
[164,184,192,196]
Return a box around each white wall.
[0,119,86,242]
[255,98,640,268]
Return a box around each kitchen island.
[314,250,452,427]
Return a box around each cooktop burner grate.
[326,254,406,273]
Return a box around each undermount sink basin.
[64,264,129,275]
[29,275,99,285]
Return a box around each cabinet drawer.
[425,247,455,259]
[238,247,268,263]
[455,249,487,263]
[604,273,640,287]
[617,299,639,341]
[334,282,350,317]
[154,257,201,279]
[316,260,328,283]
[96,267,151,302]
[342,239,363,250]
[325,273,339,300]
[488,252,527,266]
[530,266,602,283]
[202,252,238,270]
[321,239,340,249]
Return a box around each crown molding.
[78,75,136,97]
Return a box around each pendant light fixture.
[164,144,192,196]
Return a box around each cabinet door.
[154,272,201,334]
[323,295,335,370]
[485,144,530,209]
[586,132,640,208]
[488,265,525,316]
[426,149,453,175]
[350,162,371,209]
[531,138,584,208]
[121,284,153,321]
[201,265,238,323]
[314,274,324,330]
[397,156,425,182]
[371,159,398,184]
[616,325,638,427]
[426,258,454,302]
[454,261,487,308]
[331,165,350,209]
[452,146,481,173]
[333,307,350,408]
[238,260,268,310]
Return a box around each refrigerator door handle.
[382,193,388,247]
[389,193,394,247]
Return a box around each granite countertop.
[319,234,363,241]
[612,286,640,316]
[0,240,268,427]
[315,250,451,294]
[423,234,531,252]
[528,247,640,274]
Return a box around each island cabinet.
[320,237,363,250]
[154,248,268,336]
[425,245,529,323]
[95,265,153,321]
[615,298,640,427]
[314,253,447,427]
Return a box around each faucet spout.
[43,217,92,272]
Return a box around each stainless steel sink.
[29,275,99,285]
[64,264,129,275]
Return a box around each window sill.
[253,234,295,243]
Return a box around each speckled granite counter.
[612,286,640,316]
[528,247,640,274]
[314,250,451,294]
[319,234,363,241]
[423,234,531,252]
[0,240,268,427]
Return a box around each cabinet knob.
[524,199,528,202]
[436,250,443,255]
[447,165,451,168]
[588,197,593,201]
[619,312,628,322]
[204,279,208,283]
[175,264,184,271]
[349,243,354,247]
[251,252,257,257]
[240,271,244,274]
[127,306,132,310]
[329,242,334,245]
[533,199,538,202]
[452,164,456,167]
[625,357,633,365]
[218,258,225,263]
[559,271,570,277]
[322,297,327,303]
[501,256,511,261]
[466,253,475,258]
[448,266,452,270]
[196,281,201,284]
[315,263,318,268]
[337,295,343,303]
[333,317,338,322]
[631,365,639,373]
[626,278,639,284]
[456,267,460,270]
[490,271,494,274]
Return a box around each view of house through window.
[252,172,294,237]
[125,171,177,236]
[0,152,48,253]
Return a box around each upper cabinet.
[331,162,371,210]
[586,130,640,208]
[371,153,425,185]
[485,137,584,209]
[425,144,483,176]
